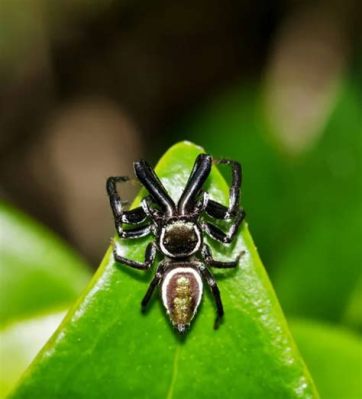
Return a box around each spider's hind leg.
[197,263,224,329]
[141,262,167,310]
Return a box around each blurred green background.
[0,0,361,397]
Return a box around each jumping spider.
[107,154,245,333]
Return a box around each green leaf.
[290,319,362,399]
[10,142,318,398]
[0,311,65,398]
[0,202,90,325]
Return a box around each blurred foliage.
[0,311,65,398]
[0,202,90,325]
[290,318,362,399]
[343,276,362,333]
[0,202,91,397]
[175,77,361,325]
[9,142,318,399]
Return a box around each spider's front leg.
[208,159,242,218]
[113,241,157,270]
[107,176,152,238]
[203,158,246,243]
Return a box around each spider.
[106,153,245,333]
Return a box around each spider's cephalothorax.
[107,154,245,333]
[159,219,202,258]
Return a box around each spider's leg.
[201,159,245,242]
[141,261,167,310]
[197,263,224,329]
[134,161,176,216]
[113,241,157,270]
[202,209,245,244]
[201,244,242,268]
[106,176,149,236]
[141,196,163,220]
[204,199,229,219]
[118,225,152,239]
[206,159,242,219]
[202,222,227,243]
[205,201,246,226]
[178,154,212,215]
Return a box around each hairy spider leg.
[113,241,157,270]
[141,261,167,310]
[178,154,212,215]
[196,263,224,329]
[134,160,176,217]
[201,243,241,268]
[202,159,246,244]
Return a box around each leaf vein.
[166,345,181,399]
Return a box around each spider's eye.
[161,222,200,257]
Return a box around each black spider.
[106,154,245,333]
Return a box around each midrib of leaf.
[166,345,181,399]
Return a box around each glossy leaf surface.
[0,311,65,397]
[0,202,90,325]
[10,142,318,398]
[291,319,362,399]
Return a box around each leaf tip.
[166,140,205,155]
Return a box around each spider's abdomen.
[161,266,203,333]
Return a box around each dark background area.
[0,0,361,324]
